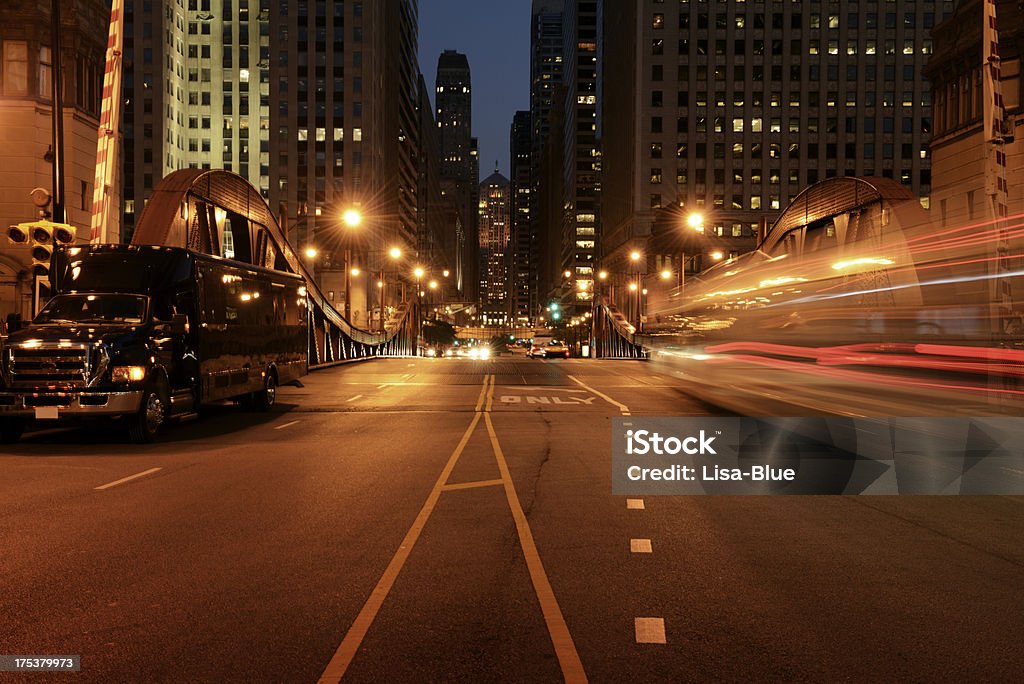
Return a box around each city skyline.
[418,0,530,178]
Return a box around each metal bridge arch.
[761,176,917,256]
[131,169,417,366]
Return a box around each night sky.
[417,0,532,180]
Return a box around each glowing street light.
[342,208,363,228]
[598,270,608,280]
[442,269,450,277]
[389,246,402,259]
[564,269,572,279]
[710,250,724,261]
[428,280,438,290]
[413,266,425,279]
[660,269,672,280]
[304,247,318,259]
[687,212,705,232]
[629,282,639,292]
[630,251,641,262]
[350,266,361,276]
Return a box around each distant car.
[529,338,570,359]
[455,345,490,359]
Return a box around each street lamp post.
[629,250,643,329]
[414,266,425,351]
[341,208,363,322]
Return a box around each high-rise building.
[123,1,422,329]
[0,0,106,318]
[435,49,478,303]
[268,0,420,328]
[559,0,599,317]
[530,0,564,321]
[478,168,511,325]
[926,0,1022,226]
[122,0,270,243]
[601,0,939,314]
[510,110,532,324]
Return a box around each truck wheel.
[0,418,24,444]
[129,382,168,444]
[251,372,277,411]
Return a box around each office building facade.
[510,110,532,324]
[0,0,106,318]
[601,0,943,313]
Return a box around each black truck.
[0,244,307,443]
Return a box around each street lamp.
[342,208,363,228]
[304,247,318,260]
[629,250,644,329]
[687,212,705,233]
[340,206,363,322]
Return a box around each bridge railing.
[591,303,648,359]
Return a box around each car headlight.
[479,348,491,359]
[112,365,146,383]
[426,348,437,357]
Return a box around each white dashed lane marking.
[634,617,667,644]
[630,539,652,554]
[274,420,300,430]
[94,468,162,491]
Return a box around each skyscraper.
[478,167,511,325]
[122,0,271,242]
[530,0,565,319]
[601,1,939,313]
[435,49,478,302]
[559,0,599,317]
[122,1,423,329]
[510,110,532,324]
[268,0,420,328]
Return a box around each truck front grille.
[9,346,90,388]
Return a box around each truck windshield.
[35,294,148,325]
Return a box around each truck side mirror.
[170,313,188,335]
[5,313,21,334]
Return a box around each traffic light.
[7,221,76,278]
[7,224,30,244]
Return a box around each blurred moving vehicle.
[642,193,1024,416]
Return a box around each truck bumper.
[0,390,143,418]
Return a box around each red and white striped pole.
[89,0,123,244]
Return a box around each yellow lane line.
[483,380,588,682]
[441,478,505,492]
[317,375,492,683]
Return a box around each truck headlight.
[112,366,146,383]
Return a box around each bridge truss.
[130,170,418,367]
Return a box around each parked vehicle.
[528,336,570,359]
[0,244,307,444]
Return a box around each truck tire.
[129,381,168,444]
[251,371,277,411]
[0,418,24,444]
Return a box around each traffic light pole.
[50,0,66,224]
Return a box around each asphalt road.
[1,356,1022,682]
